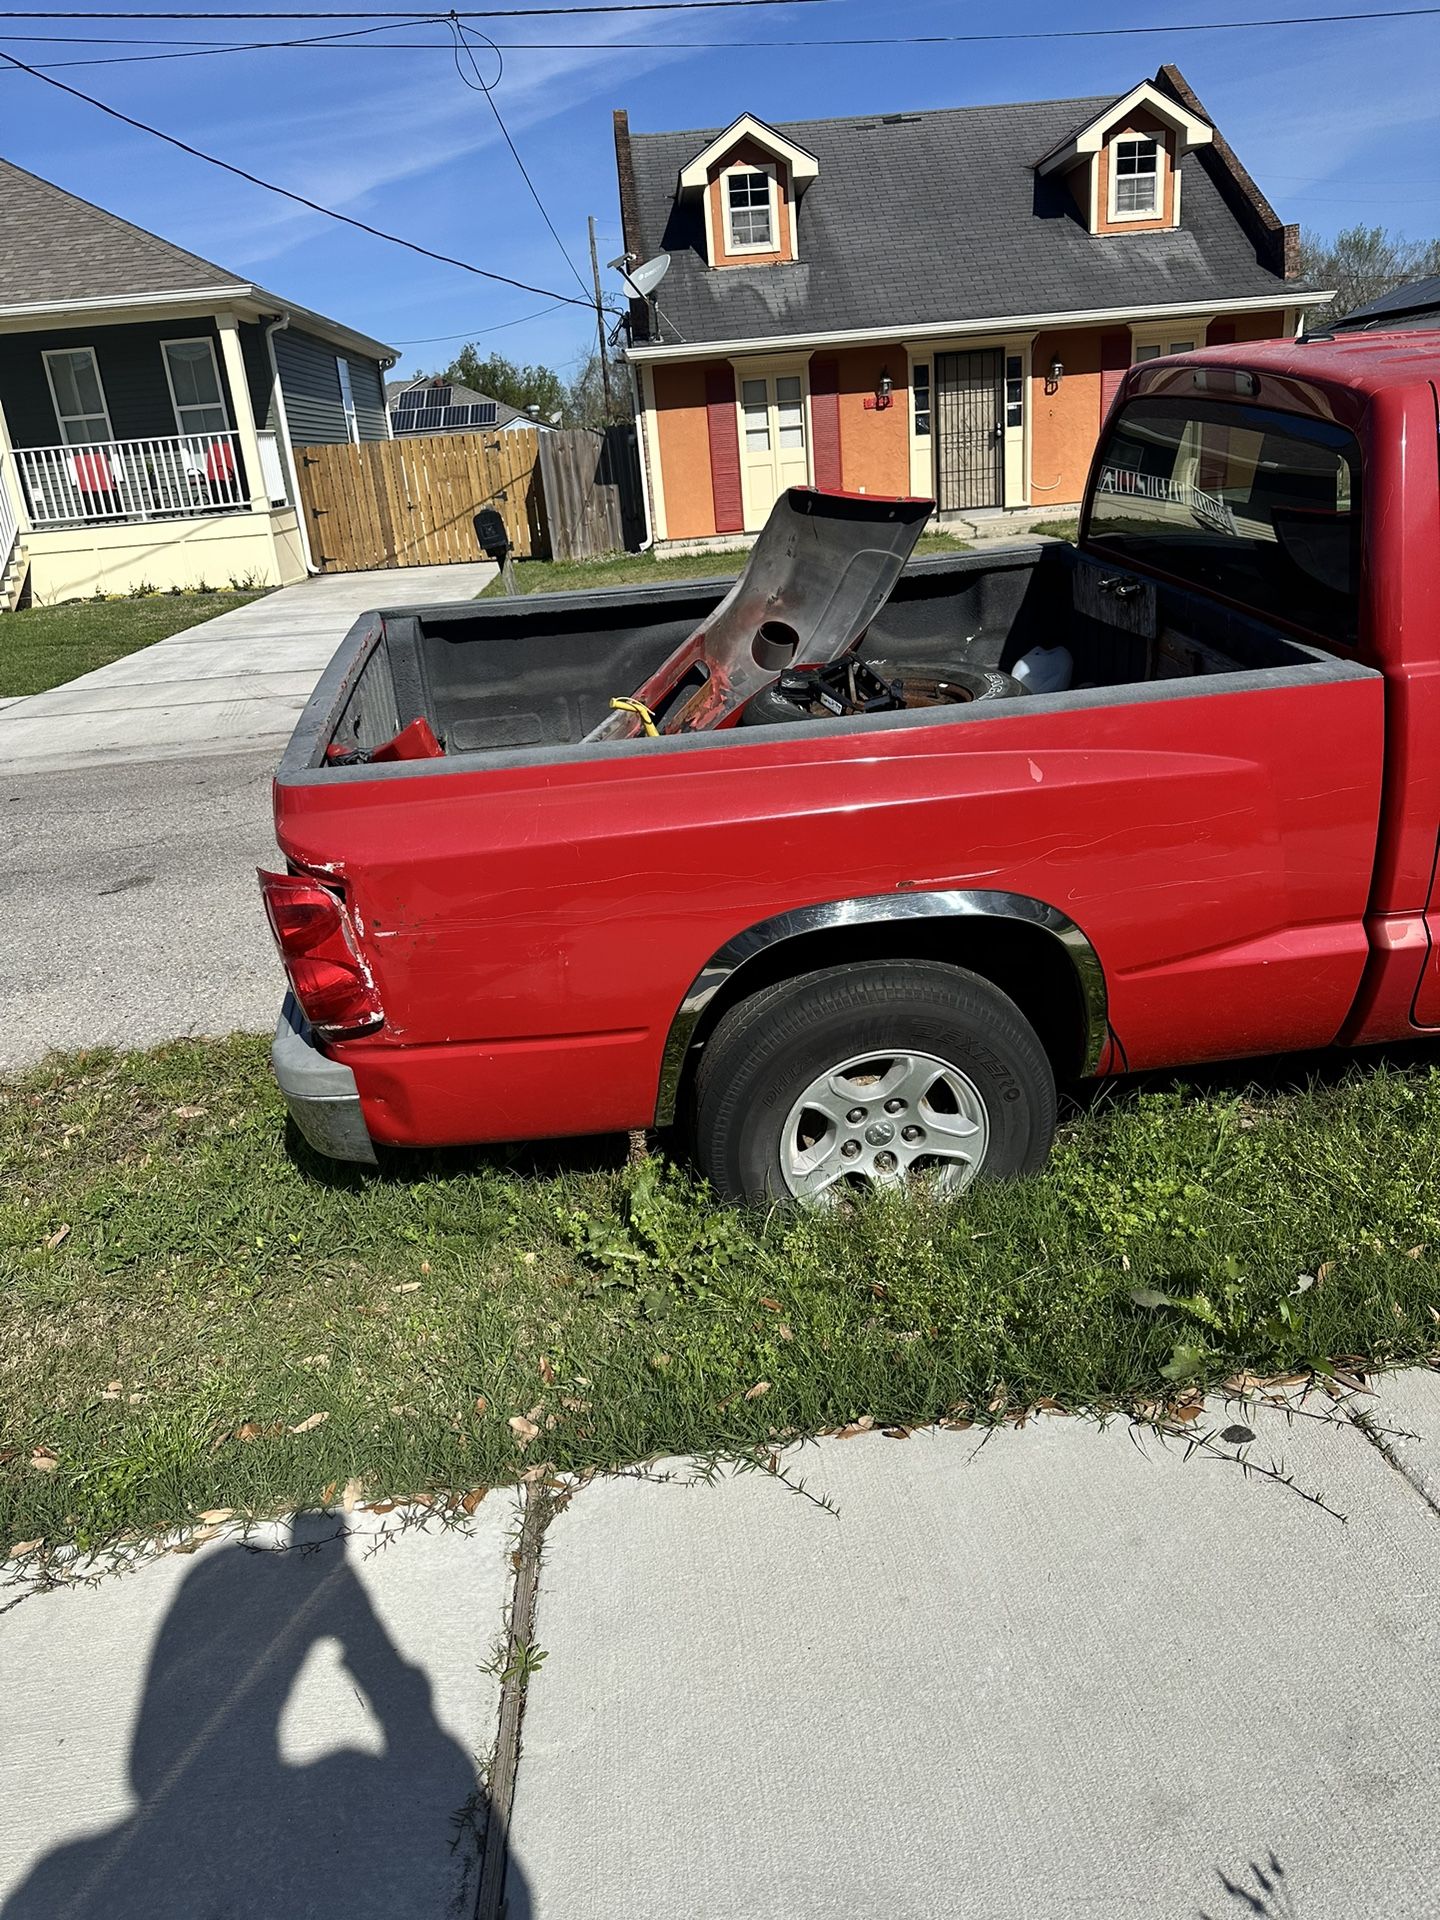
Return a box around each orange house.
[613,67,1332,548]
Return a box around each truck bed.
[280,544,1334,778]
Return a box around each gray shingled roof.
[627,95,1298,346]
[0,157,248,307]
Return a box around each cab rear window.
[1085,396,1362,646]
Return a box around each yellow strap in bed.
[609,696,660,738]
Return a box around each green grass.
[3,1037,1440,1557]
[477,533,974,599]
[1027,518,1080,542]
[0,591,266,699]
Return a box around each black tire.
[692,959,1056,1206]
[740,659,1022,726]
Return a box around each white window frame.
[1129,321,1206,363]
[42,345,113,446]
[1108,135,1162,222]
[336,356,360,443]
[721,160,780,256]
[160,335,231,439]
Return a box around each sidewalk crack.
[1341,1399,1440,1523]
[475,1481,567,1920]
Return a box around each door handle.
[1099,575,1142,599]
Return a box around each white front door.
[739,368,809,530]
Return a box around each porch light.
[1048,357,1064,384]
[876,368,893,410]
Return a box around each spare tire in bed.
[741,657,1024,725]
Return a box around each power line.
[448,16,591,298]
[2,3,1437,66]
[0,2,845,15]
[0,44,604,309]
[392,301,572,343]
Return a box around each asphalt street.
[0,747,281,1071]
[0,563,493,1070]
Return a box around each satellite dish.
[622,252,670,300]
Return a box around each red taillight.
[258,869,383,1037]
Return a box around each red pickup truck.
[264,332,1438,1208]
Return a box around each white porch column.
[0,384,32,536]
[216,312,270,513]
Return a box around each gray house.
[385,376,556,436]
[0,157,396,606]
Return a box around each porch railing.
[15,432,247,528]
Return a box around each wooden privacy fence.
[295,428,544,573]
[537,426,646,562]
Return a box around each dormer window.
[674,115,818,267]
[725,166,776,251]
[1033,80,1213,236]
[1111,138,1160,218]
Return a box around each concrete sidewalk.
[4,1371,1439,1919]
[0,563,494,773]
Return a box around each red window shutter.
[809,357,842,491]
[1207,320,1237,347]
[1099,331,1130,428]
[704,366,743,533]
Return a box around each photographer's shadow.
[2,1514,509,1919]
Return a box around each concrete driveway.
[0,563,495,773]
[0,564,493,1069]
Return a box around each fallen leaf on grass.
[1407,1247,1427,1261]
[29,1447,58,1473]
[777,1324,793,1342]
[341,1477,364,1512]
[235,1420,285,1442]
[538,1355,556,1384]
[1169,1403,1203,1423]
[288,1412,329,1434]
[473,1396,489,1415]
[392,1282,421,1294]
[170,1106,207,1120]
[759,1296,782,1313]
[882,1427,912,1440]
[43,1225,70,1253]
[460,1487,488,1514]
[196,1508,235,1525]
[743,1381,770,1401]
[101,1382,124,1400]
[10,1540,43,1557]
[0,1448,17,1467]
[508,1414,541,1448]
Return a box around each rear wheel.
[691,959,1056,1207]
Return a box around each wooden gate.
[537,425,645,562]
[294,428,543,572]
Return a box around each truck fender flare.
[654,889,1109,1126]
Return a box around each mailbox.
[473,509,511,562]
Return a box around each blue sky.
[2,1,1438,379]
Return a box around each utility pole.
[588,213,614,426]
